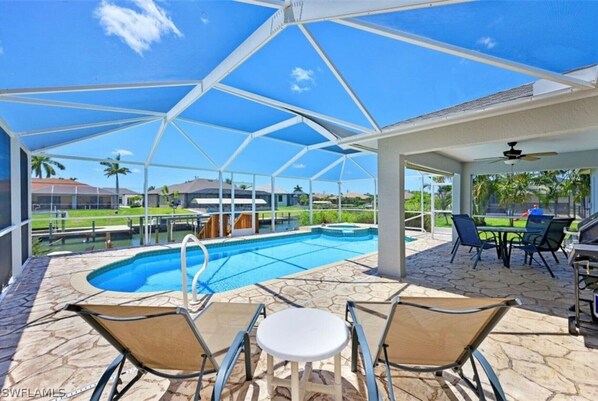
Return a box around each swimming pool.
[88,231,412,294]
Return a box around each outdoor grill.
[578,212,598,244]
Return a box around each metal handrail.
[180,234,209,308]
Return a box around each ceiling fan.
[475,142,558,165]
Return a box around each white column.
[591,169,598,215]
[378,146,406,278]
[309,180,313,225]
[10,137,22,278]
[373,178,377,225]
[451,173,462,241]
[338,182,342,222]
[461,164,473,217]
[143,167,149,244]
[27,152,32,260]
[270,176,276,233]
[231,173,235,237]
[420,173,425,231]
[219,171,224,238]
[252,175,256,234]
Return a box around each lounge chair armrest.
[472,350,508,401]
[353,323,381,401]
[211,330,248,401]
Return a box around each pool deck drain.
[1,232,597,401]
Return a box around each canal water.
[35,221,300,255]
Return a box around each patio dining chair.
[346,297,520,401]
[65,302,265,401]
[507,214,555,277]
[450,214,498,269]
[533,217,574,263]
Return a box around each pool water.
[89,233,382,294]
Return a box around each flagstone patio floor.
[1,232,596,401]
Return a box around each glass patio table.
[477,226,542,268]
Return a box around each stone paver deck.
[1,232,597,401]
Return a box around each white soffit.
[438,129,598,162]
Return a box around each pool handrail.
[180,234,209,308]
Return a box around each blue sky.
[2,1,597,194]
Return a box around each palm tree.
[472,174,499,224]
[31,155,65,178]
[497,172,532,226]
[100,154,131,210]
[293,184,303,192]
[562,169,591,217]
[161,185,180,214]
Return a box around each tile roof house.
[32,178,116,210]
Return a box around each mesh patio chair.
[346,297,520,401]
[534,217,574,263]
[65,302,265,401]
[507,214,554,277]
[450,214,498,269]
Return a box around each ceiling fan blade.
[474,157,504,162]
[489,158,507,164]
[520,155,540,161]
[523,152,558,157]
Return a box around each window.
[0,128,10,229]
[21,149,28,222]
[278,195,283,202]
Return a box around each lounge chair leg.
[383,346,396,401]
[114,370,143,401]
[243,332,253,381]
[468,353,487,401]
[90,353,126,401]
[194,355,208,401]
[560,246,568,258]
[351,327,358,373]
[472,350,507,401]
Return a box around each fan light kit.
[475,142,558,164]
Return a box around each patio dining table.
[477,226,542,268]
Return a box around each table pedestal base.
[266,354,342,401]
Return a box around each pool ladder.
[181,234,209,309]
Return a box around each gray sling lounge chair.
[65,302,265,401]
[346,297,520,401]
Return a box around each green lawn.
[32,207,194,230]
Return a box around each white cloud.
[292,163,306,169]
[112,149,133,156]
[291,67,314,83]
[476,36,497,50]
[131,168,141,174]
[95,0,182,55]
[290,67,315,94]
[290,83,310,94]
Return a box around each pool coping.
[70,227,384,301]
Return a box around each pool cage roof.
[1,0,597,182]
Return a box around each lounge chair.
[450,214,498,269]
[65,302,265,401]
[507,214,554,277]
[346,297,520,401]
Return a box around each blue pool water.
[89,233,399,294]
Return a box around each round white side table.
[256,307,349,401]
